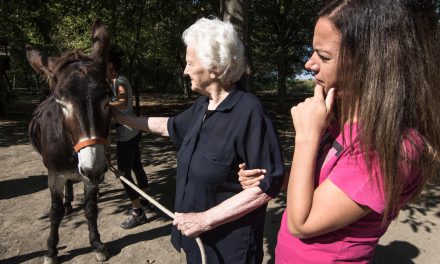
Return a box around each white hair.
[182,17,246,85]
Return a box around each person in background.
[238,0,440,263]
[112,17,284,263]
[107,48,154,229]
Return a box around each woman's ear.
[209,67,218,79]
[210,71,217,79]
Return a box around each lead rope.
[105,138,207,264]
[118,176,207,264]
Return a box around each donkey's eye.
[55,99,64,107]
[55,99,69,111]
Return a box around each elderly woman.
[112,17,284,263]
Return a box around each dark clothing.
[167,86,284,263]
[117,131,149,200]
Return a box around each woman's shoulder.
[193,95,208,106]
[237,89,259,101]
[179,95,207,115]
[116,75,127,81]
[401,129,426,160]
[236,90,264,111]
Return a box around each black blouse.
[167,85,284,263]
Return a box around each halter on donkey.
[27,20,111,264]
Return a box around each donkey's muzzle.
[77,144,108,182]
[79,163,108,184]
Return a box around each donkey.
[27,20,111,264]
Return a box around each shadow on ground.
[0,250,47,264]
[0,115,31,147]
[399,181,440,233]
[0,224,172,264]
[1,92,439,263]
[0,174,47,200]
[371,241,420,264]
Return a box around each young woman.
[107,49,153,229]
[239,0,440,263]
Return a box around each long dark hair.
[320,0,440,221]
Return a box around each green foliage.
[250,0,321,95]
[288,79,314,94]
[1,0,321,95]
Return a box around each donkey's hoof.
[43,256,58,264]
[94,248,109,262]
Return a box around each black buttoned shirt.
[167,85,284,263]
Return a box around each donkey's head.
[26,20,111,182]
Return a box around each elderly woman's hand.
[238,163,266,189]
[173,212,211,237]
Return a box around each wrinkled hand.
[238,163,266,189]
[173,212,211,237]
[291,85,335,140]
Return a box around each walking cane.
[118,175,207,264]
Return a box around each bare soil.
[1,94,439,264]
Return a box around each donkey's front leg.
[44,176,65,264]
[84,181,108,262]
[64,180,74,215]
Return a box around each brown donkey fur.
[27,19,112,264]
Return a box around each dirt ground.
[0,97,439,264]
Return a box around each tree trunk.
[220,0,254,92]
[132,77,140,115]
[0,70,14,116]
[128,0,147,116]
[0,71,9,116]
[175,53,191,98]
[277,46,287,108]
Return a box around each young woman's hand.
[291,85,335,141]
[237,163,266,189]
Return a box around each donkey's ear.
[25,44,59,80]
[90,18,109,69]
